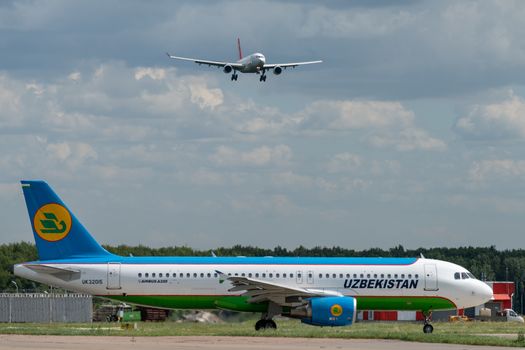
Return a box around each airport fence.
[0,293,92,323]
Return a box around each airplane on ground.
[166,38,322,82]
[14,180,493,333]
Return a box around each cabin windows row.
[137,272,219,278]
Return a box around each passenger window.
[415,274,419,279]
[387,274,391,278]
[159,273,163,278]
[333,273,336,278]
[248,273,252,278]
[283,273,287,278]
[360,274,364,278]
[367,274,371,278]
[145,273,149,278]
[138,273,142,278]
[186,273,190,278]
[214,273,218,278]
[401,274,405,279]
[241,273,245,277]
[454,272,460,280]
[297,273,301,278]
[262,273,266,278]
[269,273,273,278]
[200,273,204,278]
[193,273,197,278]
[152,273,156,278]
[346,274,350,278]
[207,273,211,278]
[373,274,377,278]
[408,274,412,279]
[353,274,357,278]
[277,273,280,278]
[290,273,294,278]
[339,274,343,278]
[380,274,384,278]
[319,273,323,278]
[326,273,330,278]
[255,273,259,278]
[394,274,398,278]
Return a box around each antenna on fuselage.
[237,38,243,60]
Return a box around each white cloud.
[370,128,447,152]
[455,91,525,139]
[469,159,525,182]
[326,153,362,173]
[134,67,166,81]
[46,142,98,169]
[210,145,292,167]
[189,82,223,110]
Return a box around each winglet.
[237,38,243,60]
[215,270,228,284]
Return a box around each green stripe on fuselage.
[107,295,455,313]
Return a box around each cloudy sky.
[2,0,525,250]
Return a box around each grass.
[1,320,525,347]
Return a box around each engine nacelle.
[223,65,233,74]
[273,66,282,75]
[285,296,356,327]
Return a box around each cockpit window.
[461,272,469,279]
[467,272,476,279]
[454,272,460,280]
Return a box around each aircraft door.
[424,264,438,291]
[296,270,303,284]
[307,270,314,284]
[107,262,121,290]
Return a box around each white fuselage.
[237,53,266,73]
[15,258,492,311]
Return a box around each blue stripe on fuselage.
[24,256,418,265]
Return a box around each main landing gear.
[255,319,277,330]
[231,73,238,81]
[422,311,433,333]
[255,301,280,331]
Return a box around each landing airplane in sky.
[15,180,493,333]
[166,38,322,81]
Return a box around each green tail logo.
[40,212,67,234]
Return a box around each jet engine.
[273,66,283,75]
[223,65,233,74]
[284,296,356,327]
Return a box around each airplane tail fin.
[237,37,243,60]
[21,180,114,261]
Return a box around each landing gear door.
[424,264,438,291]
[107,262,121,290]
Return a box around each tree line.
[1,242,524,312]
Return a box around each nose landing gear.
[422,311,433,333]
[231,73,238,81]
[259,74,266,82]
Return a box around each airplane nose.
[478,282,493,303]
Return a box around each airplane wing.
[218,271,342,306]
[166,53,243,69]
[263,60,322,70]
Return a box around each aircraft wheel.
[255,319,277,331]
[262,75,266,82]
[423,324,433,334]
